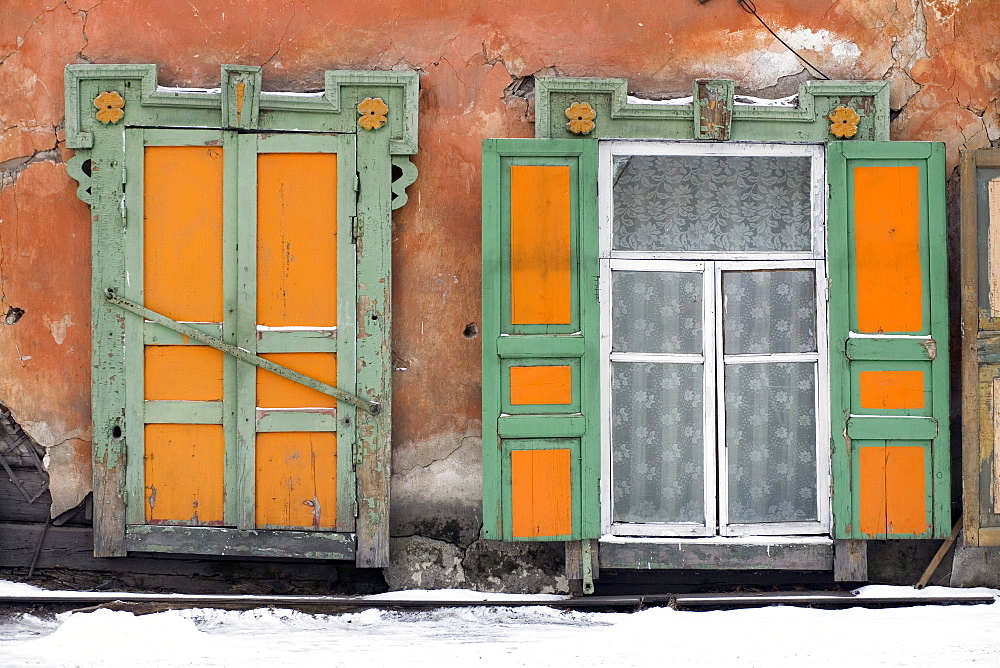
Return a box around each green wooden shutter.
[828,141,950,539]
[482,139,599,541]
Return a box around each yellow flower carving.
[565,102,596,135]
[829,106,861,139]
[94,91,125,124]
[358,97,389,130]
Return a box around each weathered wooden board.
[961,148,1000,546]
[599,540,833,571]
[126,525,354,560]
[0,471,51,523]
[0,523,357,588]
[833,539,868,581]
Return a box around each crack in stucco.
[0,145,62,191]
[395,435,476,477]
[262,4,296,68]
[73,2,104,63]
[389,532,565,594]
[884,0,998,171]
[0,1,94,68]
[0,3,66,67]
[387,534,468,588]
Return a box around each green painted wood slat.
[144,402,225,424]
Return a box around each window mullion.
[706,262,729,535]
[707,262,722,534]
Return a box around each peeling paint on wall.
[0,0,998,578]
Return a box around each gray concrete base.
[384,535,569,593]
[950,536,1000,588]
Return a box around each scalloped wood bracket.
[694,79,734,141]
[65,153,93,206]
[390,157,418,210]
[222,65,262,130]
[533,77,889,142]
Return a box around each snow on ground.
[1,582,999,667]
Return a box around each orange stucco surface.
[0,0,998,523]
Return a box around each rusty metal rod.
[104,289,379,415]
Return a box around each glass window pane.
[725,362,818,524]
[612,270,702,354]
[723,270,817,355]
[612,362,704,524]
[612,154,812,252]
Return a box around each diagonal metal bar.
[105,289,379,415]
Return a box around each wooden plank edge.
[125,525,355,560]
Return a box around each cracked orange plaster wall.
[0,0,997,526]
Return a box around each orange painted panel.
[510,165,572,325]
[256,352,337,409]
[510,365,573,405]
[859,445,927,535]
[144,346,224,401]
[144,424,224,524]
[853,166,923,333]
[256,432,337,529]
[144,146,224,323]
[859,370,925,410]
[511,448,572,538]
[257,152,338,327]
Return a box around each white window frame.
[714,259,831,537]
[600,259,718,537]
[598,140,830,539]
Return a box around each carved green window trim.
[483,77,950,576]
[533,77,889,142]
[65,64,418,567]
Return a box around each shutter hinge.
[120,166,127,230]
[351,216,362,243]
[354,172,360,193]
[352,441,364,467]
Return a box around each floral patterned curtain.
[611,270,705,524]
[609,266,820,528]
[612,154,812,252]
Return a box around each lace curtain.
[612,154,812,252]
[612,270,702,354]
[612,361,705,524]
[611,270,706,524]
[723,270,816,355]
[610,267,819,527]
[725,362,818,523]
